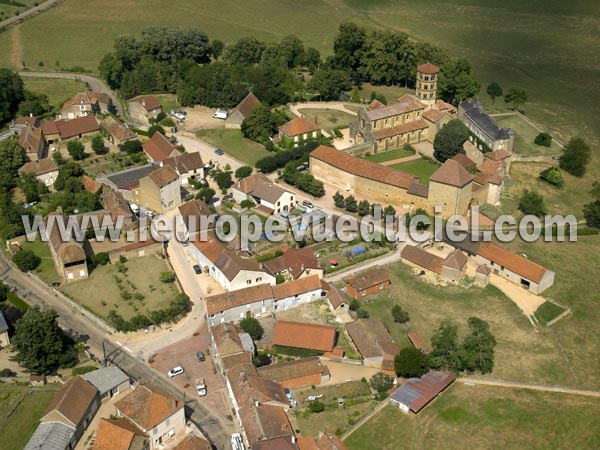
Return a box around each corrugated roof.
[24,422,75,450]
[390,371,455,412]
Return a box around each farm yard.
[196,129,271,166]
[344,384,600,450]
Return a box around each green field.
[23,77,87,110]
[363,148,414,163]
[389,158,441,183]
[20,237,59,284]
[1,0,598,156]
[0,385,58,450]
[0,0,38,19]
[196,129,271,166]
[351,82,413,105]
[297,108,355,133]
[534,301,567,325]
[360,236,600,389]
[345,384,600,450]
[60,254,179,320]
[494,113,563,156]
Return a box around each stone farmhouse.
[400,245,468,284]
[225,92,261,128]
[350,63,456,152]
[263,246,323,281]
[257,356,331,389]
[131,165,182,213]
[61,92,111,119]
[278,116,321,148]
[344,268,390,299]
[128,95,162,127]
[45,213,88,282]
[204,275,323,325]
[40,115,100,142]
[142,132,181,163]
[232,173,297,215]
[459,99,514,153]
[190,236,276,292]
[18,126,46,160]
[19,158,59,187]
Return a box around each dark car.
[215,148,224,155]
[196,351,206,362]
[193,264,202,274]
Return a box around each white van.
[129,203,140,214]
[231,433,245,450]
[213,109,228,120]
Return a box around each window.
[256,277,262,282]
[79,270,85,276]
[247,280,252,285]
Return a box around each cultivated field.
[196,129,271,166]
[23,77,87,110]
[0,385,58,450]
[60,254,179,321]
[345,384,600,450]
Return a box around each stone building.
[458,100,514,153]
[132,165,181,213]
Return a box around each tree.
[332,22,367,73]
[241,105,279,143]
[405,207,430,231]
[147,124,165,137]
[344,195,358,213]
[384,205,396,218]
[18,172,48,203]
[67,140,86,160]
[370,373,394,393]
[433,119,470,162]
[121,139,143,155]
[278,35,305,69]
[333,191,345,209]
[518,190,547,217]
[349,299,360,311]
[539,167,564,188]
[196,187,215,203]
[395,347,428,378]
[392,305,409,323]
[459,317,496,374]
[357,200,370,217]
[52,150,66,166]
[18,91,50,116]
[159,271,176,283]
[223,37,265,66]
[430,320,460,371]
[235,166,253,179]
[12,249,41,272]
[54,162,84,191]
[140,26,211,65]
[240,199,255,210]
[11,307,72,374]
[91,134,105,154]
[356,308,369,319]
[215,171,232,190]
[559,138,591,177]
[308,69,352,101]
[0,69,25,125]
[350,87,361,103]
[239,317,264,340]
[534,132,552,147]
[504,86,528,110]
[91,252,110,266]
[308,400,325,413]
[211,39,224,61]
[0,138,27,190]
[358,29,414,86]
[437,58,480,103]
[590,181,600,200]
[486,82,502,104]
[302,47,321,71]
[583,200,600,228]
[0,281,7,303]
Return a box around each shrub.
[239,317,264,340]
[71,365,98,376]
[13,250,41,272]
[308,400,325,413]
[518,190,547,217]
[559,137,591,177]
[392,305,409,323]
[534,132,552,147]
[0,368,16,377]
[159,271,176,283]
[356,308,369,319]
[539,167,564,187]
[349,299,360,311]
[370,372,394,393]
[333,128,343,139]
[91,252,110,266]
[235,165,253,179]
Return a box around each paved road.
[0,251,230,449]
[18,71,121,115]
[0,0,58,30]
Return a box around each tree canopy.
[486,82,502,104]
[504,86,528,110]
[239,317,264,340]
[241,105,280,143]
[0,138,27,190]
[437,58,480,103]
[518,189,547,217]
[559,138,591,177]
[433,119,470,162]
[0,69,25,125]
[395,347,429,378]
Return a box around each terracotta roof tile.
[146,165,179,187]
[429,159,474,187]
[55,115,100,139]
[230,92,261,118]
[345,268,390,291]
[94,417,146,450]
[477,243,548,283]
[19,158,58,176]
[43,376,97,426]
[279,117,320,137]
[206,283,272,316]
[272,320,336,352]
[417,63,440,74]
[130,96,161,112]
[115,382,182,430]
[450,153,476,169]
[327,287,348,308]
[310,146,415,190]
[257,356,329,384]
[407,331,426,351]
[345,319,399,359]
[442,249,468,270]
[401,245,443,274]
[367,94,425,121]
[172,435,212,450]
[233,173,290,204]
[264,247,320,279]
[371,119,428,140]
[485,149,511,161]
[143,132,179,162]
[272,274,322,300]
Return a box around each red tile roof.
[172,435,212,450]
[417,63,440,74]
[477,243,548,283]
[19,158,58,176]
[272,320,336,352]
[143,132,179,162]
[310,146,415,190]
[401,245,443,274]
[230,92,261,118]
[371,119,428,140]
[146,165,179,187]
[279,116,321,137]
[56,115,100,139]
[345,318,399,359]
[442,249,468,270]
[450,153,476,169]
[115,382,183,430]
[264,247,320,279]
[407,331,426,351]
[43,376,97,426]
[345,268,390,291]
[131,95,161,112]
[94,417,146,450]
[429,159,474,187]
[257,356,329,383]
[367,94,425,121]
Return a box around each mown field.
[23,77,87,109]
[196,129,271,166]
[345,384,600,450]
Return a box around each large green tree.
[239,317,264,341]
[504,86,528,110]
[433,119,470,162]
[518,189,547,217]
[0,138,27,190]
[395,347,429,378]
[12,249,41,272]
[332,22,367,73]
[223,37,266,66]
[0,69,25,125]
[437,58,480,103]
[67,140,86,161]
[429,320,460,371]
[559,138,591,177]
[308,69,352,101]
[486,82,503,104]
[241,105,279,143]
[459,317,496,374]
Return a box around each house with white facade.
[232,173,296,215]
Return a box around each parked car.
[302,200,314,209]
[213,109,228,119]
[193,264,202,274]
[167,366,184,378]
[196,379,207,397]
[129,202,140,214]
[196,351,205,362]
[170,109,185,120]
[306,394,323,402]
[215,148,224,156]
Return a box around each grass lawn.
[389,158,441,183]
[20,237,59,284]
[137,93,180,113]
[363,148,414,163]
[494,114,563,156]
[534,301,566,325]
[0,0,38,19]
[361,247,600,389]
[296,108,355,133]
[0,385,58,450]
[500,161,595,219]
[345,384,600,450]
[23,77,87,110]
[351,83,413,105]
[196,129,270,166]
[60,254,179,321]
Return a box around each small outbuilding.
[390,371,456,414]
